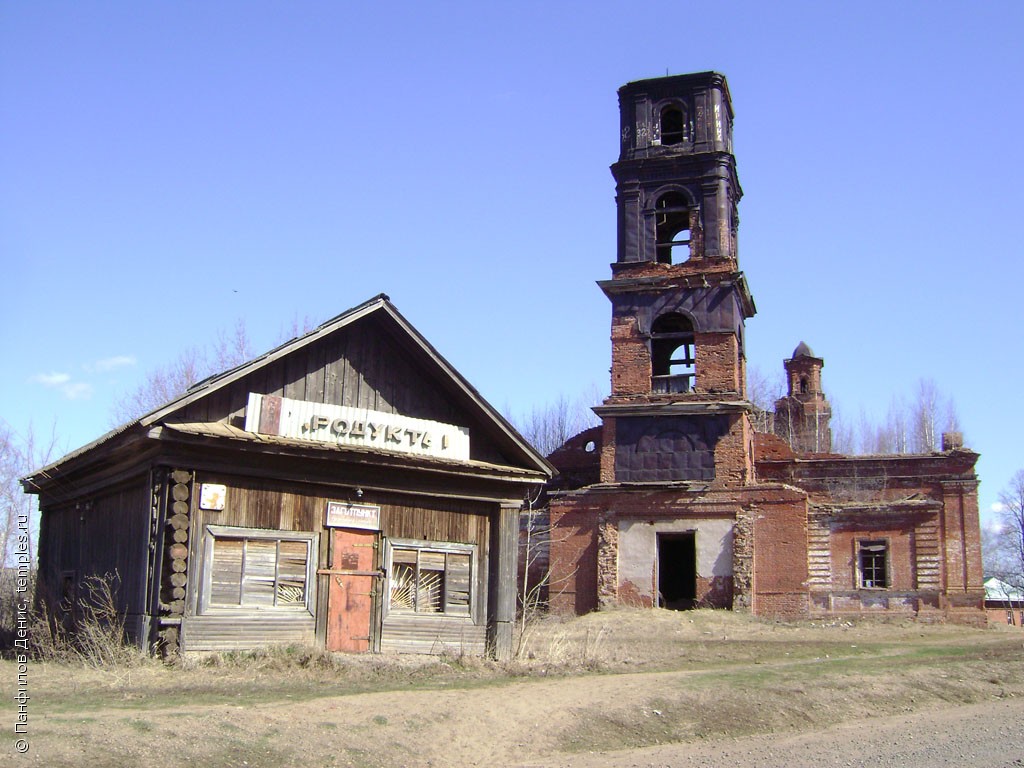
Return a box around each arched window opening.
[655,193,692,264]
[800,376,809,395]
[651,313,696,394]
[660,106,686,146]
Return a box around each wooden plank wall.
[378,494,492,655]
[178,319,460,431]
[172,316,513,466]
[183,472,494,654]
[379,493,491,640]
[38,478,151,640]
[378,493,490,549]
[184,614,316,652]
[184,473,321,651]
[378,615,487,655]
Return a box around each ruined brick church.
[546,72,985,623]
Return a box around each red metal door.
[324,528,379,652]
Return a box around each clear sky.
[2,2,1021,523]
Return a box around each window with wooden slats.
[204,528,315,611]
[388,543,474,616]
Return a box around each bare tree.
[832,378,961,456]
[995,470,1024,590]
[517,487,547,652]
[829,397,856,454]
[0,420,59,567]
[910,378,941,453]
[982,522,1015,580]
[507,389,601,457]
[110,319,256,425]
[278,313,318,343]
[746,364,783,435]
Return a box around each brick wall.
[695,331,740,393]
[599,418,617,483]
[751,495,810,617]
[711,413,753,488]
[610,315,650,395]
[548,500,600,614]
[829,518,917,591]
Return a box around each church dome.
[792,341,815,358]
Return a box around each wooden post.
[488,502,521,661]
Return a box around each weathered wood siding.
[182,473,494,654]
[378,494,490,549]
[183,474,321,651]
[37,477,151,641]
[378,494,492,654]
[172,315,513,465]
[183,614,316,652]
[378,614,486,655]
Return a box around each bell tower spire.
[596,72,757,487]
[774,342,832,453]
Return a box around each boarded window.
[388,544,474,616]
[205,528,315,610]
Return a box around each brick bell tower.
[595,72,757,487]
[774,342,832,453]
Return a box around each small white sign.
[325,501,381,531]
[244,393,471,461]
[199,483,227,511]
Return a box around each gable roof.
[985,577,1024,602]
[24,294,553,489]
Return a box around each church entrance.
[657,532,697,610]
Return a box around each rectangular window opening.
[859,540,888,589]
[204,526,315,612]
[388,542,474,617]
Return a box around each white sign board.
[325,501,381,531]
[198,483,227,511]
[244,393,470,461]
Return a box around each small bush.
[0,567,34,653]
[30,572,147,668]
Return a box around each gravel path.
[524,697,1024,768]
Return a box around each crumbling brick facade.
[544,71,985,625]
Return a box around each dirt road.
[526,697,1024,768]
[12,611,1024,767]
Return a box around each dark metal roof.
[792,341,815,358]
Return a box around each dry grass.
[24,573,149,668]
[4,608,1024,767]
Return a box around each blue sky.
[2,2,1022,523]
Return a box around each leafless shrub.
[515,490,583,661]
[31,572,146,668]
[505,390,601,457]
[0,568,32,652]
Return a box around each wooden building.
[24,295,552,658]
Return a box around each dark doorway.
[658,532,697,610]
